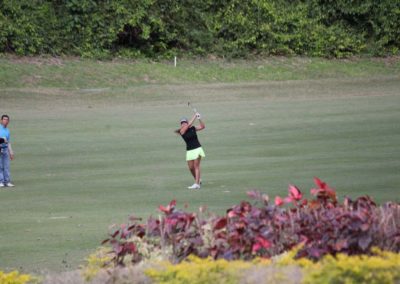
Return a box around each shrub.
[143,249,400,284]
[145,256,271,284]
[0,270,36,284]
[276,246,400,283]
[304,250,400,284]
[34,248,400,283]
[81,247,112,282]
[103,178,400,265]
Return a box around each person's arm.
[8,143,14,160]
[180,114,197,135]
[195,113,205,131]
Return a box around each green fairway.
[0,57,399,273]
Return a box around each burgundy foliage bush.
[103,178,400,265]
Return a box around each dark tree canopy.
[0,0,399,58]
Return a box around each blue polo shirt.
[0,125,10,149]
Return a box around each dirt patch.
[4,55,73,66]
[371,56,400,66]
[2,87,71,96]
[21,75,42,85]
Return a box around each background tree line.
[0,0,399,58]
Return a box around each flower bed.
[103,178,400,264]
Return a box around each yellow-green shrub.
[144,249,400,284]
[276,247,400,284]
[145,256,271,284]
[303,249,400,284]
[81,247,112,281]
[0,270,36,284]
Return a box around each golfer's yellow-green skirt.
[186,147,206,161]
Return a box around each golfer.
[0,114,15,188]
[176,112,205,189]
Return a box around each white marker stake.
[174,56,177,67]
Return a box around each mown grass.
[0,56,399,273]
[1,56,399,88]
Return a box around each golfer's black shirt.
[181,126,201,150]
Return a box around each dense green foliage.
[0,0,399,58]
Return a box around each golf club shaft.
[188,102,197,114]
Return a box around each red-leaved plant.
[102,178,400,265]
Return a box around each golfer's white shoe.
[5,182,14,187]
[0,183,4,187]
[188,183,200,190]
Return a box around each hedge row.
[3,248,400,283]
[1,0,399,58]
[63,248,400,283]
[145,250,400,284]
[103,178,400,265]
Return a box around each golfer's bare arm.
[195,119,205,131]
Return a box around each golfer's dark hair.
[1,114,9,120]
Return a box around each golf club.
[188,101,197,114]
